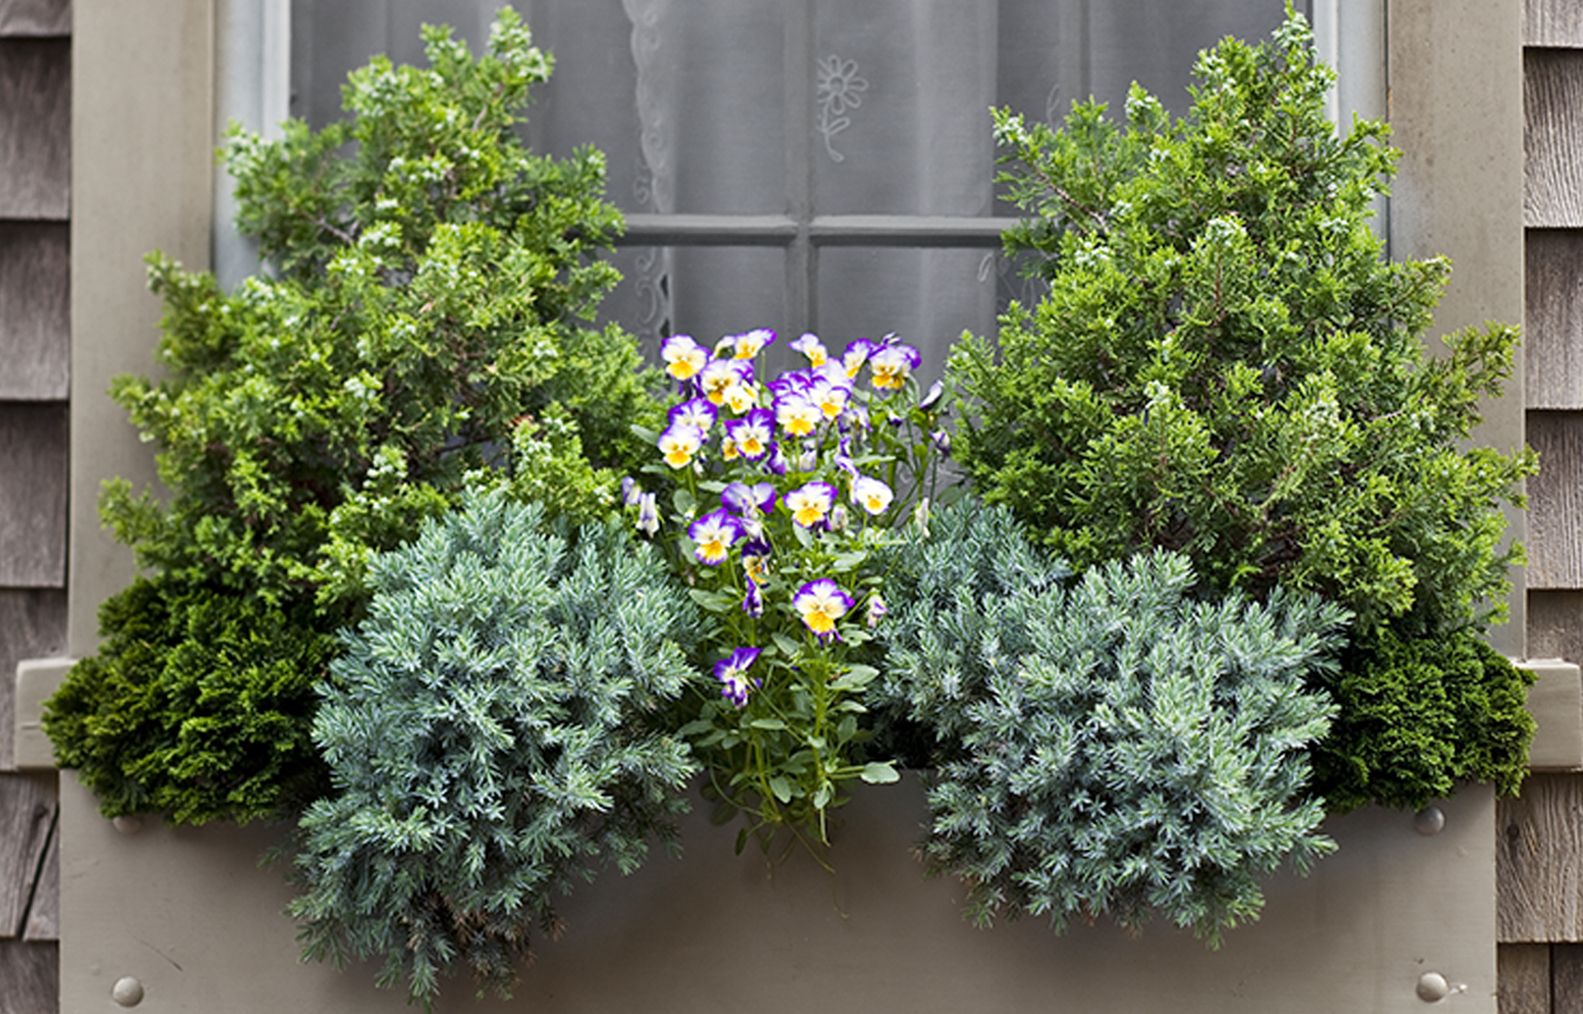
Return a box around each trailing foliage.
[1314,627,1536,812]
[950,12,1534,640]
[292,490,698,1005]
[45,11,656,823]
[876,498,1347,943]
[43,575,337,823]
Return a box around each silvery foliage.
[292,490,699,1003]
[876,498,1348,943]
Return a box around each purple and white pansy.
[784,481,838,528]
[689,509,745,566]
[793,578,854,641]
[714,647,761,707]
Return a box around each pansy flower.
[809,369,853,420]
[724,409,774,460]
[793,579,854,641]
[722,380,761,415]
[621,476,643,507]
[730,328,776,360]
[776,391,821,438]
[721,437,740,461]
[701,358,751,406]
[668,398,718,433]
[661,334,708,382]
[784,481,837,528]
[689,509,745,566]
[869,342,922,390]
[723,480,777,516]
[919,378,945,411]
[658,423,705,469]
[790,332,828,367]
[841,338,878,378]
[866,594,888,628]
[742,576,764,619]
[763,442,788,476]
[714,646,761,707]
[851,475,893,515]
[636,492,660,536]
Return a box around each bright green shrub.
[44,12,658,823]
[876,498,1347,942]
[951,13,1533,638]
[1315,628,1536,812]
[949,11,1536,809]
[292,491,698,1005]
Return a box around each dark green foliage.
[46,12,657,823]
[1314,628,1537,812]
[876,498,1347,942]
[292,491,699,1005]
[43,576,336,823]
[951,12,1534,639]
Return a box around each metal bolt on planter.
[1414,806,1446,836]
[111,977,144,1007]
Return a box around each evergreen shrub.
[949,11,1535,808]
[292,490,698,1005]
[45,11,656,823]
[877,498,1348,942]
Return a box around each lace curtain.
[291,0,1305,379]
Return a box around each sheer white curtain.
[290,0,1306,375]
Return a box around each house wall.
[1496,3,1583,1012]
[0,0,69,1010]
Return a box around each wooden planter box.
[55,771,1495,1014]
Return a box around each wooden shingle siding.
[0,940,55,1014]
[0,590,64,770]
[1527,0,1583,49]
[1525,412,1583,588]
[0,223,68,400]
[22,815,55,941]
[1500,774,1583,942]
[0,403,66,588]
[1500,944,1552,1014]
[1527,231,1583,408]
[0,772,53,940]
[0,39,67,220]
[1531,590,1583,667]
[0,0,66,38]
[1527,50,1583,228]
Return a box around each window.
[268,1,1377,380]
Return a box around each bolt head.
[111,976,144,1007]
[1414,806,1446,836]
[1417,971,1450,1003]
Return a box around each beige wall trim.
[68,0,215,656]
[1387,0,1528,658]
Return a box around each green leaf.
[749,718,788,731]
[859,762,901,785]
[768,775,793,804]
[672,487,697,516]
[771,632,802,658]
[812,782,833,810]
[830,664,880,692]
[830,551,867,573]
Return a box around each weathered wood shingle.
[1500,774,1583,941]
[1528,231,1583,408]
[0,0,67,38]
[0,590,65,771]
[0,939,55,1014]
[0,222,68,400]
[0,38,68,219]
[1527,412,1583,589]
[1528,0,1583,48]
[0,403,66,588]
[0,773,53,940]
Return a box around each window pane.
[816,247,999,385]
[813,0,1311,217]
[291,0,787,215]
[603,245,788,356]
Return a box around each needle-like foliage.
[877,498,1347,943]
[292,490,699,1005]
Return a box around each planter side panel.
[60,775,1495,1014]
